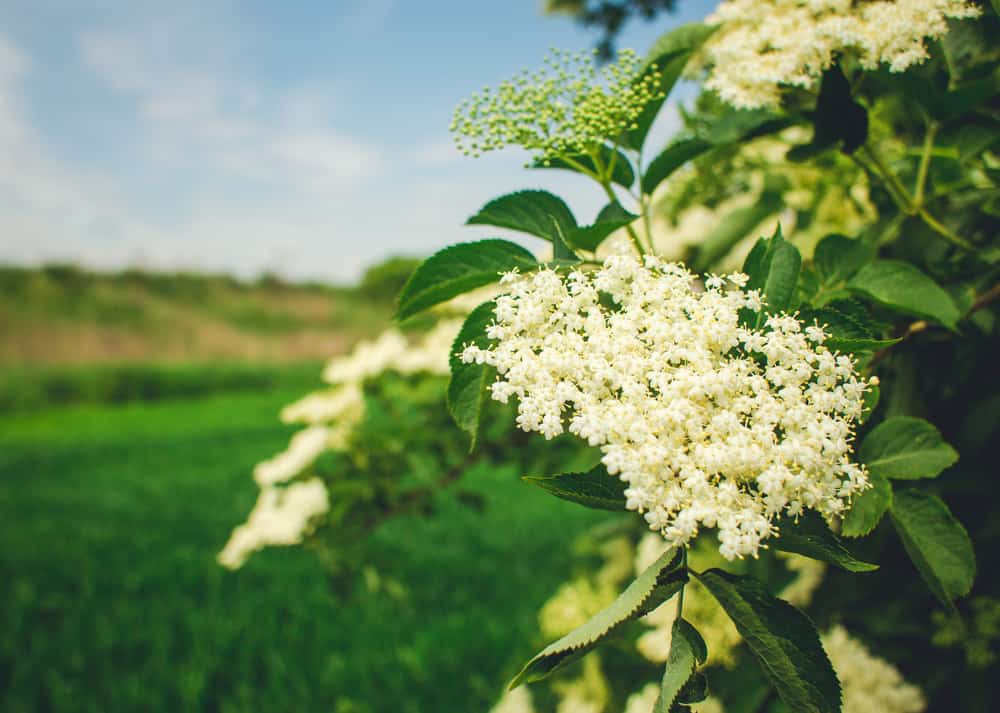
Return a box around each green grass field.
[0,377,604,713]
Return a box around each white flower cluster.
[217,479,329,569]
[219,319,463,569]
[461,256,872,559]
[823,625,927,713]
[701,0,981,109]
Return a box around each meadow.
[0,374,605,712]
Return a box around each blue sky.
[0,0,716,282]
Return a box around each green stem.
[913,121,938,208]
[862,144,916,213]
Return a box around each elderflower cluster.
[701,0,981,109]
[219,319,463,569]
[217,479,329,569]
[450,48,662,163]
[461,256,872,559]
[822,626,927,713]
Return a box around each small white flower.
[463,256,871,559]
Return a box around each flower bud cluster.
[701,0,981,109]
[450,48,662,162]
[461,256,873,559]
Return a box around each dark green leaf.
[846,260,961,329]
[447,301,497,447]
[466,190,577,243]
[772,512,879,572]
[396,240,537,320]
[677,673,709,705]
[523,464,627,511]
[625,23,718,151]
[653,620,708,713]
[696,570,841,713]
[534,145,635,189]
[740,225,802,318]
[802,64,868,155]
[860,382,880,425]
[566,202,638,252]
[510,549,686,688]
[859,416,959,480]
[813,234,874,285]
[841,471,892,538]
[642,138,712,195]
[890,489,976,609]
[824,336,900,354]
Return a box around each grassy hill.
[0,264,402,366]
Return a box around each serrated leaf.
[813,234,874,285]
[523,464,627,511]
[466,190,577,243]
[859,416,959,480]
[396,240,537,320]
[510,549,686,688]
[447,301,497,447]
[566,202,639,252]
[652,619,707,713]
[846,260,961,329]
[859,382,879,425]
[842,471,892,538]
[740,226,802,320]
[533,145,635,189]
[772,511,879,572]
[625,23,718,152]
[696,570,841,713]
[890,489,976,609]
[824,336,900,354]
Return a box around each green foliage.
[741,227,802,320]
[859,416,960,480]
[566,202,639,252]
[523,464,628,511]
[771,512,878,572]
[447,301,497,446]
[846,260,961,329]
[652,620,708,713]
[533,145,636,188]
[890,489,976,610]
[696,570,841,713]
[841,471,892,538]
[359,256,422,302]
[396,240,537,320]
[466,190,578,244]
[510,548,685,688]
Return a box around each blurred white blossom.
[218,479,329,569]
[823,625,926,713]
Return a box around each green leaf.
[813,234,874,285]
[466,190,577,243]
[859,382,879,425]
[846,260,961,329]
[741,225,802,318]
[771,512,879,572]
[566,202,639,252]
[523,464,627,511]
[642,138,712,195]
[653,620,709,713]
[696,570,841,713]
[824,336,900,354]
[625,22,718,152]
[841,471,892,538]
[534,145,635,189]
[799,64,868,155]
[447,301,497,447]
[859,416,959,480]
[691,189,785,272]
[510,549,686,688]
[890,489,976,609]
[396,240,537,320]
